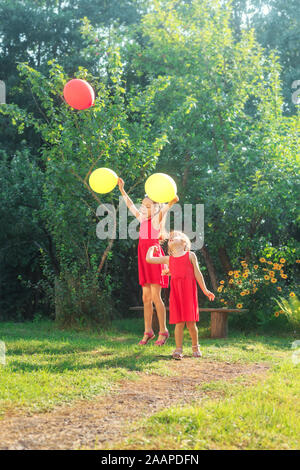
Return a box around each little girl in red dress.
[146,231,215,359]
[118,178,178,346]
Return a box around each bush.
[54,271,114,329]
[275,295,300,334]
[215,257,298,330]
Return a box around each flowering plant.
[215,257,299,328]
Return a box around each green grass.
[0,318,298,429]
[118,362,300,450]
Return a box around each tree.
[0,50,168,325]
[231,0,300,115]
[123,0,299,291]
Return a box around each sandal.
[192,344,203,358]
[172,348,183,360]
[155,330,170,346]
[138,330,155,345]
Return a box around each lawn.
[0,318,299,450]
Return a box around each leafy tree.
[0,50,167,325]
[231,0,300,115]
[123,0,299,300]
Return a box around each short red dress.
[138,217,169,288]
[169,251,199,324]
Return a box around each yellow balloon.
[145,173,177,203]
[89,168,118,194]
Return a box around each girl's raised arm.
[152,195,179,231]
[146,246,170,265]
[189,252,215,301]
[118,178,142,221]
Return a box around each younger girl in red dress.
[146,231,215,359]
[118,178,178,346]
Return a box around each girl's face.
[141,198,155,218]
[168,232,185,252]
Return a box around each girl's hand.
[205,290,215,301]
[170,195,179,205]
[162,267,170,276]
[118,178,125,191]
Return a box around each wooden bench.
[129,306,248,339]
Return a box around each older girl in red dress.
[146,231,215,359]
[118,178,178,346]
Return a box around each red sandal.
[138,330,155,345]
[155,330,170,346]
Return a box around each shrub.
[54,271,114,329]
[215,257,298,330]
[274,295,300,334]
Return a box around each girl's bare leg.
[141,285,154,342]
[174,322,185,349]
[151,284,167,342]
[186,321,199,346]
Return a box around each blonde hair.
[167,230,191,254]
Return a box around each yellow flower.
[229,279,234,284]
[242,272,248,278]
[241,292,246,296]
[274,312,280,317]
[269,271,275,277]
[253,288,258,293]
[254,265,258,269]
[234,273,240,279]
[237,280,242,285]
[260,258,266,263]
[280,258,286,264]
[253,283,256,287]
[290,292,296,297]
[228,271,234,276]
[281,274,287,279]
[267,261,272,265]
[264,275,270,280]
[271,278,277,283]
[236,303,243,309]
[296,260,300,264]
[217,287,223,292]
[245,290,250,295]
[220,299,225,302]
[277,286,282,291]
[220,280,225,285]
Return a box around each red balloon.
[63,79,95,110]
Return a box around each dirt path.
[0,360,269,450]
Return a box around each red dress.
[169,252,199,324]
[138,218,169,288]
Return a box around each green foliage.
[0,50,167,325]
[216,257,299,329]
[0,0,299,327]
[123,0,300,295]
[275,294,300,333]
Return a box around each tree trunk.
[218,246,233,275]
[200,245,218,291]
